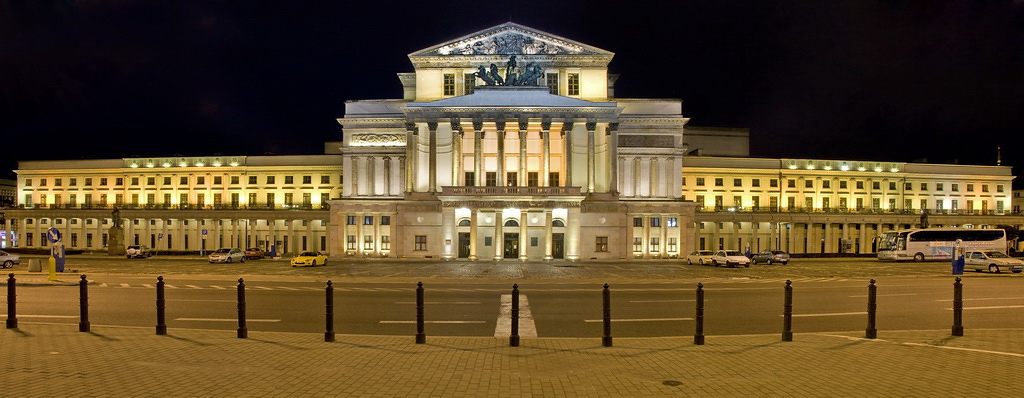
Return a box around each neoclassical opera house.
[7,23,1020,259]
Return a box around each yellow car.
[291,251,328,267]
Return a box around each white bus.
[877,228,1007,262]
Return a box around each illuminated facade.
[4,23,1022,256]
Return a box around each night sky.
[3,1,1023,183]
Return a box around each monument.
[107,207,125,256]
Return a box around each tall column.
[405,122,416,193]
[493,210,503,261]
[660,217,668,258]
[473,119,483,186]
[608,123,619,195]
[469,210,479,261]
[586,121,596,193]
[563,120,574,188]
[519,119,528,187]
[750,221,759,252]
[248,219,256,250]
[858,223,868,254]
[543,210,553,260]
[451,118,461,187]
[496,119,506,187]
[232,219,240,250]
[566,206,581,261]
[542,118,551,187]
[650,158,659,198]
[442,207,455,260]
[519,210,528,261]
[642,215,650,258]
[306,220,314,252]
[212,218,221,249]
[428,121,438,193]
[383,157,391,196]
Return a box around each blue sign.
[46,227,62,243]
[202,229,208,235]
[158,233,164,240]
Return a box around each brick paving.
[4,255,1024,396]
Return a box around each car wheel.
[766,259,773,265]
[226,257,232,263]
[989,264,1000,273]
[711,260,717,266]
[699,259,704,265]
[322,260,327,266]
[686,258,692,265]
[312,260,317,266]
[2,260,12,268]
[913,253,925,262]
[781,261,788,265]
[241,257,246,263]
[751,258,758,265]
[127,255,132,259]
[744,263,750,268]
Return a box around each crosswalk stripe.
[494,294,538,338]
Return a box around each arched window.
[504,219,519,227]
[552,219,565,227]
[458,219,471,226]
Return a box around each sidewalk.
[4,323,1023,397]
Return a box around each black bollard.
[952,277,964,336]
[694,282,705,345]
[237,278,247,339]
[782,280,793,341]
[325,280,335,342]
[865,279,877,339]
[510,283,520,347]
[6,273,16,329]
[602,283,612,347]
[79,274,90,332]
[415,281,425,344]
[156,276,167,335]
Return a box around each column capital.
[541,116,552,131]
[427,121,438,131]
[585,121,597,132]
[495,119,506,132]
[518,118,529,132]
[405,122,417,134]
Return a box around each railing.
[696,206,1017,216]
[4,203,330,211]
[440,186,582,196]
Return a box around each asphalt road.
[6,255,1024,338]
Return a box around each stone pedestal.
[108,226,125,256]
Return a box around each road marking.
[275,287,300,291]
[175,318,281,322]
[903,342,1024,358]
[167,299,235,303]
[959,305,1024,310]
[184,285,202,289]
[584,317,693,323]
[249,286,272,290]
[782,312,866,318]
[142,284,154,288]
[0,314,78,319]
[935,297,1024,302]
[629,299,695,303]
[119,283,130,288]
[210,285,226,290]
[99,283,108,288]
[494,294,538,337]
[379,321,486,324]
[394,301,481,305]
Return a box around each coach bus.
[877,228,1007,262]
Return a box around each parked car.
[711,250,750,267]
[291,251,328,267]
[751,250,790,265]
[685,250,714,265]
[125,245,153,259]
[0,250,20,269]
[208,248,246,263]
[964,251,1024,274]
[244,247,264,260]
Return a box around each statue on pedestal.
[107,207,126,256]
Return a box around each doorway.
[458,232,470,258]
[552,233,564,259]
[503,233,519,259]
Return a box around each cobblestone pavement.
[4,324,1024,397]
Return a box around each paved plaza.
[4,255,1024,396]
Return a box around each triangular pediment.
[410,22,612,57]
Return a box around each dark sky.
[3,0,1023,182]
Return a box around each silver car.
[208,248,246,263]
[0,250,19,269]
[751,250,790,265]
[685,250,714,265]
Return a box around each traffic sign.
[202,229,208,235]
[46,227,62,243]
[158,233,164,240]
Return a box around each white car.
[711,250,750,268]
[0,250,19,269]
[685,250,714,265]
[208,248,246,264]
[964,251,1023,274]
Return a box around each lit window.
[567,73,580,95]
[443,73,456,96]
[414,235,427,251]
[546,73,559,94]
[596,236,608,252]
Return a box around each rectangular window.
[380,216,391,225]
[320,193,329,206]
[55,178,62,186]
[347,215,357,225]
[464,73,476,95]
[506,172,517,186]
[248,193,257,206]
[650,237,660,252]
[180,176,188,185]
[486,172,497,186]
[822,180,830,189]
[905,199,913,210]
[567,73,580,95]
[967,184,974,192]
[595,236,608,252]
[751,179,760,187]
[231,176,239,184]
[872,181,880,190]
[951,199,959,210]
[116,178,124,186]
[548,172,560,186]
[632,237,643,252]
[347,235,356,250]
[840,181,847,189]
[285,176,294,184]
[952,183,959,192]
[667,217,677,227]
[211,176,220,185]
[527,172,539,187]
[267,176,275,184]
[695,195,705,208]
[936,183,944,191]
[196,193,205,207]
[982,184,989,192]
[25,178,32,186]
[733,178,742,187]
[443,73,456,96]
[920,199,928,210]
[465,172,475,186]
[668,237,678,253]
[856,181,864,189]
[936,200,943,210]
[40,178,47,186]
[888,182,897,190]
[633,217,643,227]
[302,192,311,205]
[546,73,559,94]
[381,236,391,250]
[788,180,796,188]
[805,180,813,188]
[696,177,705,186]
[714,178,724,187]
[69,178,77,186]
[84,178,93,186]
[364,235,374,250]
[283,193,293,206]
[249,176,258,184]
[414,235,427,251]
[266,193,275,206]
[997,185,1004,193]
[196,176,204,185]
[302,175,312,184]
[904,182,912,190]
[650,217,661,227]
[770,179,778,188]
[921,183,928,190]
[364,216,373,225]
[321,175,330,184]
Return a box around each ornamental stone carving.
[443,33,582,55]
[350,134,407,147]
